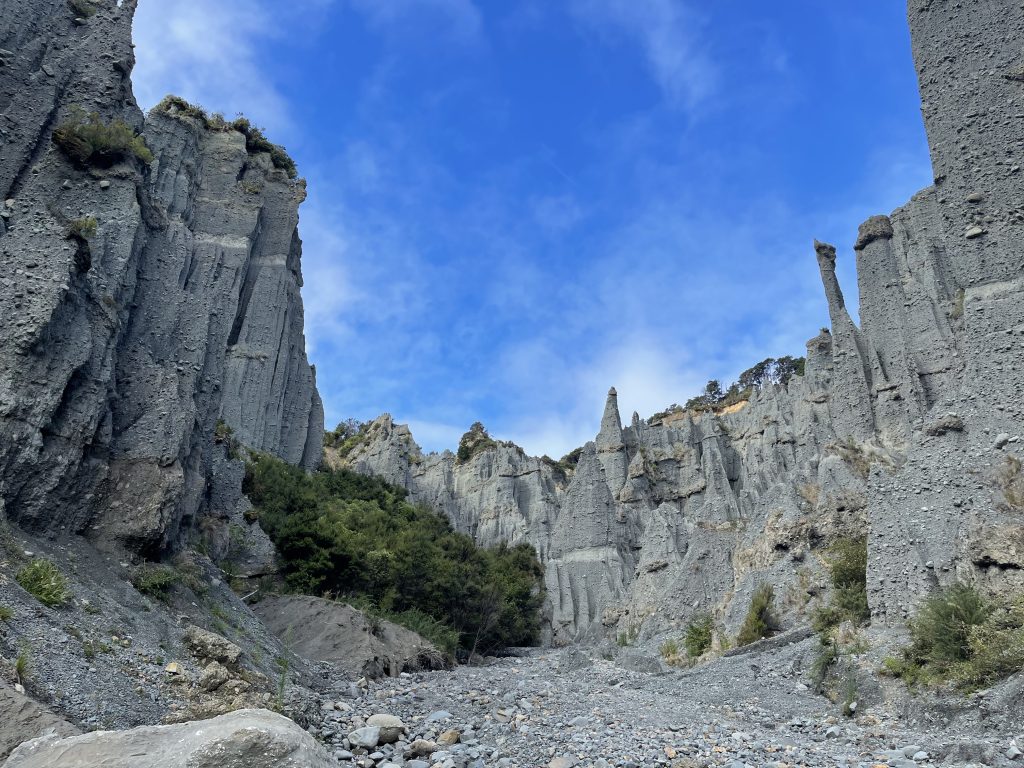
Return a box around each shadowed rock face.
[347,0,1024,643]
[0,1,322,554]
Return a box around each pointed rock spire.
[597,387,624,449]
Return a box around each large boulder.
[0,683,79,760]
[253,595,448,678]
[2,709,333,768]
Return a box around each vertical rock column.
[595,387,629,496]
[814,241,876,441]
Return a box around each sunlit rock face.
[346,0,1024,643]
[0,0,322,555]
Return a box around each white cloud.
[405,418,466,454]
[571,0,717,111]
[132,0,291,132]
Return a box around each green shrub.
[152,95,209,123]
[15,559,70,607]
[456,422,498,464]
[228,117,298,178]
[68,0,98,17]
[810,637,838,693]
[131,564,180,601]
[884,584,1024,690]
[659,638,687,667]
[324,419,370,458]
[274,656,289,713]
[616,623,639,647]
[812,537,869,634]
[0,605,12,622]
[386,608,459,658]
[684,612,714,657]
[244,453,544,655]
[66,216,97,240]
[736,584,779,647]
[15,645,30,682]
[955,594,1024,688]
[913,583,990,665]
[53,109,154,167]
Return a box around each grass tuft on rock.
[66,216,97,240]
[68,0,98,17]
[53,108,153,167]
[658,638,686,667]
[736,584,780,647]
[15,559,70,607]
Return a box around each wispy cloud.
[570,0,717,111]
[349,0,483,43]
[132,0,294,132]
[131,0,933,461]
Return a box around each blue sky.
[132,0,932,458]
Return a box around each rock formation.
[0,0,323,558]
[3,708,334,768]
[345,0,1024,644]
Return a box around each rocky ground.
[310,644,1024,768]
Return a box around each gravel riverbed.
[309,647,1024,768]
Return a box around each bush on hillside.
[884,583,1024,689]
[736,584,780,647]
[684,612,714,657]
[812,537,870,633]
[243,453,545,655]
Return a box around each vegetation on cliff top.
[650,355,806,422]
[456,422,499,464]
[152,95,298,178]
[323,418,371,460]
[243,453,545,656]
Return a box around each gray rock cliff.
[0,0,323,555]
[345,0,1024,643]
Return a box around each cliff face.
[0,0,323,556]
[346,0,1024,644]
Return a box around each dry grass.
[995,455,1024,512]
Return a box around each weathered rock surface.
[2,708,333,768]
[0,683,79,760]
[254,595,449,679]
[0,0,322,557]
[345,0,1024,643]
